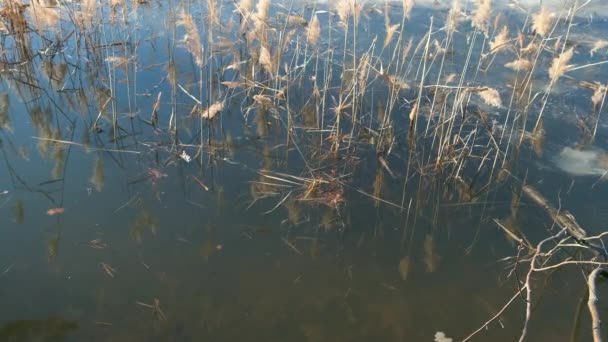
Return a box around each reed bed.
[1,0,608,340]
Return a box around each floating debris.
[46,208,64,216]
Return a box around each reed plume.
[255,0,270,22]
[590,40,608,57]
[548,47,574,82]
[307,15,320,46]
[384,23,400,49]
[207,0,219,26]
[201,101,224,120]
[478,88,502,108]
[489,25,509,53]
[471,0,492,36]
[531,6,552,36]
[259,45,273,74]
[592,83,607,110]
[504,58,532,71]
[447,0,461,34]
[403,0,414,19]
[335,0,351,27]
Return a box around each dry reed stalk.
[177,10,204,67]
[307,15,320,46]
[548,47,574,82]
[531,6,552,36]
[471,0,491,35]
[408,102,418,131]
[504,58,532,71]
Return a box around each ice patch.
[554,147,608,176]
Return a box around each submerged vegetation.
[1,0,608,340]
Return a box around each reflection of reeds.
[51,145,65,180]
[177,10,204,67]
[13,200,24,224]
[423,234,439,273]
[131,209,159,243]
[90,157,105,192]
[0,93,10,131]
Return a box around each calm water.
[1,0,608,341]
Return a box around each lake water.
[1,0,608,340]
